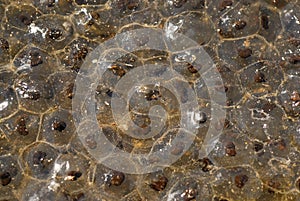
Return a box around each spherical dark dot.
[187,63,198,74]
[0,38,9,50]
[198,157,214,172]
[254,72,266,83]
[69,47,88,71]
[16,116,29,136]
[75,172,82,178]
[262,102,276,113]
[72,46,88,61]
[109,64,126,77]
[105,89,113,97]
[218,29,234,38]
[19,15,32,25]
[125,1,139,10]
[238,48,252,58]
[30,51,43,67]
[47,0,56,7]
[67,171,82,181]
[149,175,168,191]
[91,11,100,20]
[291,91,300,102]
[0,172,12,186]
[261,15,269,29]
[199,111,207,123]
[26,91,41,100]
[116,141,124,150]
[273,139,286,151]
[254,141,264,152]
[47,29,63,40]
[234,174,248,188]
[145,89,160,101]
[234,20,247,30]
[109,171,125,186]
[52,120,66,132]
[226,99,233,106]
[225,142,236,156]
[223,119,231,129]
[289,55,300,64]
[219,0,233,11]
[223,85,229,92]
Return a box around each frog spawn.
[0,155,23,198]
[0,0,300,200]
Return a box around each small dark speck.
[261,15,269,29]
[238,48,252,58]
[234,20,247,30]
[0,172,12,186]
